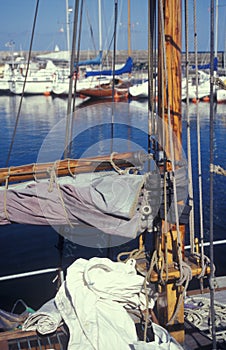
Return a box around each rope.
[47,164,73,228]
[67,159,76,178]
[166,261,192,326]
[32,163,38,182]
[162,172,169,283]
[210,164,226,176]
[185,296,226,343]
[109,152,138,175]
[117,248,145,263]
[3,168,10,221]
[192,253,215,279]
[110,152,125,174]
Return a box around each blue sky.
[0,0,225,53]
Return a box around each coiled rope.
[210,164,226,176]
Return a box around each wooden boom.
[0,151,147,185]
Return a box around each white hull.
[0,79,11,91]
[216,89,226,103]
[181,81,211,100]
[129,80,149,98]
[129,78,211,101]
[52,75,111,96]
[0,63,15,92]
[10,78,53,95]
[9,60,57,95]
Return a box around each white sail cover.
[22,257,182,350]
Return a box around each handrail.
[0,267,61,282]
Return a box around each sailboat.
[52,0,112,97]
[0,1,225,349]
[78,56,133,99]
[78,1,133,100]
[0,63,15,93]
[9,60,57,95]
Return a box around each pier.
[0,50,225,72]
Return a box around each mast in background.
[127,0,131,57]
[98,0,103,56]
[214,0,218,58]
[65,0,73,54]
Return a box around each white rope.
[185,296,226,343]
[210,164,226,176]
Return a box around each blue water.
[0,94,225,311]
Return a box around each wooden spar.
[0,151,147,185]
[156,0,185,344]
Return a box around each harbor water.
[0,94,225,311]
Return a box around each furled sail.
[75,51,103,67]
[192,56,218,70]
[0,172,147,239]
[85,56,133,77]
[0,166,189,242]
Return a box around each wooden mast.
[156,0,185,343]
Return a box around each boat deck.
[0,275,225,349]
[184,281,226,349]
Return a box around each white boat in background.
[181,70,211,101]
[128,80,149,98]
[215,76,226,103]
[0,63,14,92]
[216,88,226,103]
[9,60,57,95]
[0,56,25,93]
[52,67,111,96]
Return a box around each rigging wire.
[5,0,40,167]
[194,0,205,291]
[60,0,80,283]
[109,0,118,150]
[111,0,118,105]
[106,0,119,260]
[158,0,166,156]
[64,0,80,159]
[193,0,205,292]
[184,0,195,254]
[68,0,84,156]
[84,0,97,53]
[147,0,156,141]
[209,0,217,347]
[147,0,154,116]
